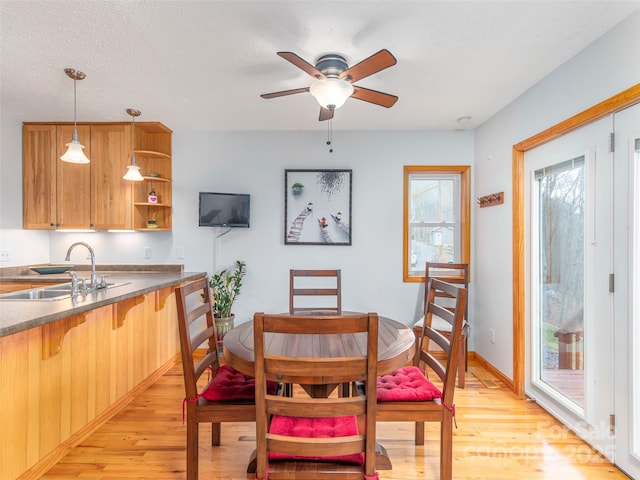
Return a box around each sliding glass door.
[525,116,614,458]
[612,102,640,478]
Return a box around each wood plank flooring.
[40,361,630,479]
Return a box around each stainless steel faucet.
[65,242,98,290]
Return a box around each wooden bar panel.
[1,288,181,480]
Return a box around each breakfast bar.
[0,265,205,480]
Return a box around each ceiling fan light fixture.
[309,78,354,110]
[61,68,90,164]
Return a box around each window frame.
[403,165,471,282]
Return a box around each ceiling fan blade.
[277,52,325,79]
[260,87,310,99]
[351,85,398,108]
[319,107,334,121]
[340,49,397,83]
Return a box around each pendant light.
[60,68,90,164]
[123,108,144,181]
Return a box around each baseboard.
[472,352,514,391]
[18,353,181,480]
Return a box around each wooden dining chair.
[289,269,342,314]
[252,312,380,480]
[377,278,467,480]
[414,262,469,388]
[175,276,278,480]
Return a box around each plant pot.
[214,314,235,353]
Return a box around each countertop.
[0,265,206,337]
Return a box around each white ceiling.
[1,1,638,132]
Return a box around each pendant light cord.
[73,74,77,128]
[131,114,136,166]
[72,72,79,140]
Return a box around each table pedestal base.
[375,442,393,470]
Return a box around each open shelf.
[142,176,171,183]
[134,150,171,160]
[130,124,172,230]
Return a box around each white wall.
[473,11,640,378]
[0,124,474,328]
[2,11,638,377]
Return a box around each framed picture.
[284,169,352,245]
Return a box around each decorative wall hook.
[477,191,504,208]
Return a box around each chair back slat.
[289,269,342,313]
[267,395,368,418]
[423,262,469,321]
[265,314,368,334]
[268,434,366,458]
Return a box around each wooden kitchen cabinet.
[22,124,59,229]
[56,124,92,228]
[23,122,172,231]
[90,124,132,230]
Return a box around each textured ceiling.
[1,1,638,132]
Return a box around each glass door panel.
[525,116,613,458]
[536,156,585,407]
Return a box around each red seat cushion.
[201,364,278,401]
[376,366,442,401]
[268,415,363,464]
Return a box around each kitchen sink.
[0,282,130,301]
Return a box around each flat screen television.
[198,192,250,228]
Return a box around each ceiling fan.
[260,49,398,121]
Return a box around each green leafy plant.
[209,260,246,318]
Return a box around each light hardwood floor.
[41,361,630,479]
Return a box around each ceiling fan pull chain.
[326,119,333,153]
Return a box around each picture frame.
[284,169,352,245]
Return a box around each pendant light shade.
[61,68,90,164]
[309,78,354,110]
[123,163,143,181]
[123,108,144,181]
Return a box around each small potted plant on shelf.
[209,260,246,350]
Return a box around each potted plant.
[209,260,246,349]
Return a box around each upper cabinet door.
[90,124,132,230]
[56,125,92,229]
[23,124,57,229]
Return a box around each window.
[403,165,470,282]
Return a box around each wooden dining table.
[223,312,415,397]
